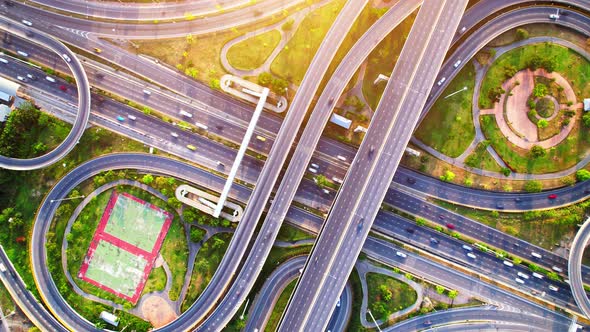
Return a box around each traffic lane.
[0,16,90,170]
[199,0,371,328]
[7,7,590,214]
[0,247,67,331]
[363,237,572,326]
[280,1,457,329]
[373,211,575,306]
[568,218,590,319]
[384,189,590,283]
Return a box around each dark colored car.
[496,202,504,209]
[515,197,522,203]
[59,85,67,91]
[446,223,455,230]
[406,177,416,184]
[548,194,557,199]
[438,214,444,220]
[405,228,415,234]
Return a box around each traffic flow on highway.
[0,0,590,331]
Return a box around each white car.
[503,260,514,267]
[532,272,544,279]
[337,155,347,162]
[16,75,26,82]
[0,58,7,64]
[552,266,563,273]
[548,285,559,292]
[515,278,525,284]
[437,77,446,86]
[308,167,317,174]
[322,189,330,195]
[453,59,462,68]
[467,252,476,259]
[517,272,530,279]
[21,19,32,26]
[462,244,473,251]
[62,53,71,62]
[396,251,407,258]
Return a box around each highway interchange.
[1,0,580,330]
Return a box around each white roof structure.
[0,76,19,96]
[0,105,10,122]
[584,98,590,111]
[330,113,352,129]
[99,311,119,327]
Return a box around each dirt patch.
[141,295,177,328]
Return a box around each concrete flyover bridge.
[0,16,90,170]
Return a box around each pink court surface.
[78,191,173,304]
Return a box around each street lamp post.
[444,86,468,99]
[367,309,383,332]
[50,195,85,203]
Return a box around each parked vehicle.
[322,189,330,195]
[308,167,317,174]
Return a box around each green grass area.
[190,225,207,243]
[105,193,170,252]
[464,142,503,172]
[0,283,15,313]
[435,199,586,250]
[183,207,233,228]
[226,30,281,70]
[479,43,590,109]
[366,272,417,321]
[415,63,476,157]
[276,224,314,242]
[265,279,296,332]
[182,232,232,312]
[480,113,588,173]
[270,0,345,85]
[142,266,167,295]
[362,12,416,110]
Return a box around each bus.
[187,144,197,151]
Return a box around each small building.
[0,105,10,122]
[99,311,119,327]
[584,98,590,111]
[330,113,352,130]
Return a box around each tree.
[532,83,548,98]
[530,145,546,158]
[448,289,458,307]
[190,227,205,242]
[281,18,295,31]
[195,258,210,272]
[257,72,273,86]
[501,167,511,177]
[439,170,455,182]
[416,218,426,226]
[379,284,392,302]
[528,263,541,272]
[209,78,221,90]
[537,119,548,128]
[576,169,590,182]
[524,180,542,193]
[436,285,445,294]
[315,174,328,188]
[271,77,289,95]
[516,28,529,40]
[142,174,154,185]
[168,197,182,209]
[212,237,226,249]
[504,64,518,78]
[528,55,543,70]
[547,271,559,281]
[513,257,522,265]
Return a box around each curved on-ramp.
[0,16,90,170]
[568,217,590,320]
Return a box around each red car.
[59,85,67,91]
[446,223,455,230]
[548,194,557,199]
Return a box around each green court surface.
[104,194,168,252]
[84,240,147,297]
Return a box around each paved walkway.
[355,260,423,328]
[413,36,590,180]
[220,0,334,77]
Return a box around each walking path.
[413,36,590,180]
[355,260,423,328]
[220,0,334,77]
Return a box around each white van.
[45,76,56,83]
[0,58,8,64]
[127,114,137,121]
[17,50,28,57]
